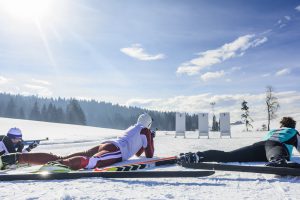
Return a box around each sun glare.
[1,0,53,20]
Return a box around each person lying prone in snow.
[0,113,155,170]
[179,116,300,168]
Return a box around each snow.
[0,117,300,200]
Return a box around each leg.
[61,145,101,159]
[19,153,63,165]
[201,141,268,162]
[1,152,63,166]
[265,140,289,162]
[179,141,268,163]
[60,143,122,170]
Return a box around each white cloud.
[120,44,165,61]
[253,37,268,47]
[261,73,271,77]
[126,91,300,123]
[200,70,225,82]
[0,76,11,84]
[279,24,286,29]
[24,84,53,97]
[176,35,268,76]
[275,68,291,76]
[284,16,291,21]
[31,79,51,86]
[231,67,241,71]
[295,5,300,12]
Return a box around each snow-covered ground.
[0,117,299,200]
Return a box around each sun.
[1,0,53,21]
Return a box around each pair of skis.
[0,156,214,181]
[182,162,300,176]
[94,156,177,172]
[1,156,300,181]
[95,156,300,176]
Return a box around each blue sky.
[0,0,300,122]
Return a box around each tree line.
[0,85,280,131]
[0,93,180,130]
[0,95,86,125]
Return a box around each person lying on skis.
[179,116,300,167]
[0,113,155,170]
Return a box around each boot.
[177,152,204,164]
[266,157,288,167]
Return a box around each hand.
[25,141,39,152]
[150,130,156,138]
[15,141,24,152]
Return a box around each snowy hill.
[0,117,299,200]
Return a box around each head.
[7,127,23,144]
[280,117,296,129]
[137,113,153,129]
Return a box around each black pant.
[200,141,268,162]
[200,140,290,162]
[264,140,290,162]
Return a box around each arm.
[140,128,154,158]
[283,130,300,153]
[16,141,24,152]
[3,136,17,153]
[296,132,300,153]
[135,147,144,157]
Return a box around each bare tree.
[265,86,280,131]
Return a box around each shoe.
[266,158,288,167]
[178,152,203,164]
[38,161,71,173]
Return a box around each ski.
[181,162,300,176]
[0,170,215,181]
[94,156,177,172]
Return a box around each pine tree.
[261,124,267,131]
[47,103,56,122]
[29,101,41,121]
[41,104,48,121]
[66,99,86,125]
[4,98,17,118]
[212,115,219,131]
[55,107,65,123]
[18,107,25,119]
[241,100,253,131]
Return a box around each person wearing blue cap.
[0,128,24,156]
[0,127,38,157]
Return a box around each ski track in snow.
[0,117,300,200]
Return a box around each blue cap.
[7,127,22,139]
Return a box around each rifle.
[22,137,49,145]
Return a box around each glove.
[150,130,156,138]
[15,141,24,152]
[25,141,39,152]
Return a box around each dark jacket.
[0,135,23,156]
